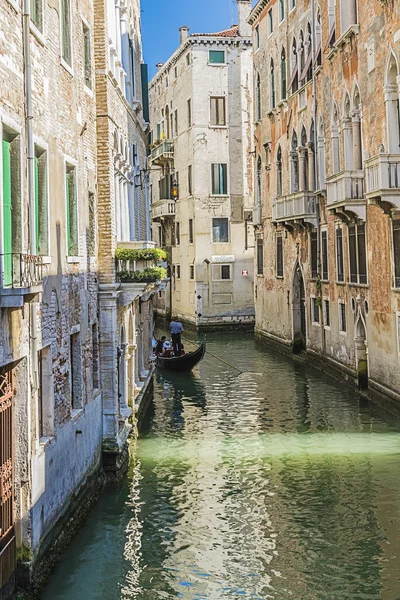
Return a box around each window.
[38,345,54,438]
[276,234,284,278]
[290,0,296,9]
[188,165,193,196]
[212,218,229,243]
[70,332,83,409]
[212,264,231,280]
[268,8,273,35]
[397,313,400,355]
[92,323,99,390]
[393,219,400,288]
[321,230,328,280]
[165,77,169,89]
[66,164,78,256]
[187,98,192,126]
[339,301,347,333]
[324,299,331,327]
[83,23,92,89]
[277,146,282,196]
[174,66,178,79]
[186,53,191,66]
[270,60,276,109]
[31,0,43,31]
[189,218,194,244]
[88,192,95,256]
[279,0,285,21]
[210,97,226,126]
[256,73,261,120]
[255,25,260,49]
[311,297,320,324]
[211,163,228,195]
[256,156,262,206]
[61,0,72,65]
[176,221,180,245]
[280,48,287,101]
[190,265,194,280]
[336,227,344,282]
[348,224,367,284]
[209,50,225,64]
[34,146,49,255]
[257,238,264,275]
[2,134,22,287]
[174,110,178,136]
[176,264,181,279]
[310,230,318,279]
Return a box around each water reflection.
[42,333,400,600]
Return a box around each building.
[148,0,255,328]
[250,0,400,403]
[0,0,158,594]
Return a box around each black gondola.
[156,342,206,372]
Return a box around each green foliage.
[115,247,167,262]
[316,276,322,307]
[118,267,167,283]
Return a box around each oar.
[181,336,243,375]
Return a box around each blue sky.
[141,0,242,79]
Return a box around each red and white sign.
[242,270,249,277]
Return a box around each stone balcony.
[326,170,366,221]
[0,253,48,308]
[151,199,176,221]
[365,153,400,211]
[150,140,174,166]
[272,192,318,228]
[115,243,167,304]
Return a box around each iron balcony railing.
[1,253,47,288]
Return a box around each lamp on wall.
[171,180,179,200]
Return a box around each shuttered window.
[210,97,226,126]
[34,148,49,255]
[349,224,367,284]
[276,235,284,278]
[211,164,228,195]
[257,238,264,275]
[66,166,78,256]
[2,141,12,286]
[61,0,72,65]
[209,50,225,64]
[321,230,329,280]
[310,230,318,279]
[83,23,92,89]
[393,220,400,288]
[336,228,344,282]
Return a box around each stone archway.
[355,299,368,390]
[292,262,307,353]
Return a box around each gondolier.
[170,317,184,356]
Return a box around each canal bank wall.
[255,329,400,419]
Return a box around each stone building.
[148,0,255,328]
[250,0,400,403]
[0,0,156,594]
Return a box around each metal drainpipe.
[311,0,325,354]
[23,0,36,255]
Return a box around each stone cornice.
[248,0,271,25]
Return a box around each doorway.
[292,263,306,353]
[355,316,368,390]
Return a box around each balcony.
[272,192,318,228]
[1,253,48,308]
[115,245,167,304]
[326,170,366,221]
[151,199,176,221]
[150,140,174,166]
[365,153,400,211]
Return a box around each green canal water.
[42,333,400,599]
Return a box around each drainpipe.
[311,0,325,355]
[23,0,36,255]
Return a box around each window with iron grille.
[311,297,320,323]
[176,265,181,279]
[212,264,231,280]
[276,234,284,278]
[321,230,329,280]
[336,227,344,282]
[257,238,264,275]
[210,97,226,126]
[393,219,400,288]
[324,299,330,327]
[310,230,318,279]
[189,218,194,244]
[348,224,367,284]
[190,265,194,280]
[339,301,346,333]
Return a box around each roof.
[190,25,240,38]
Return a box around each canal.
[42,332,400,599]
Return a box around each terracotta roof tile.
[191,25,240,38]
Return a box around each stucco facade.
[250,0,400,402]
[149,0,255,328]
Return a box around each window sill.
[60,58,74,76]
[39,435,55,449]
[392,288,400,293]
[209,125,228,130]
[339,330,347,336]
[314,65,322,76]
[212,242,230,245]
[298,104,307,114]
[266,109,278,117]
[335,280,346,286]
[208,63,226,67]
[30,21,46,46]
[84,85,94,97]
[42,255,52,265]
[67,256,80,264]
[6,0,18,12]
[312,322,321,327]
[210,194,229,198]
[335,24,360,48]
[71,408,84,421]
[276,276,284,280]
[348,282,369,289]
[324,325,331,331]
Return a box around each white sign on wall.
[211,255,235,263]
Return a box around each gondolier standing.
[170,317,184,356]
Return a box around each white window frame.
[211,217,230,244]
[82,17,93,92]
[254,25,260,50]
[209,95,227,128]
[338,299,347,335]
[321,226,329,281]
[279,0,285,23]
[210,163,229,197]
[311,295,320,326]
[208,50,226,65]
[33,136,51,258]
[348,222,368,285]
[212,263,232,281]
[323,297,331,329]
[64,155,79,260]
[268,8,274,36]
[290,0,296,12]
[59,0,73,74]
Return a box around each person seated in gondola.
[156,336,166,355]
[162,340,173,357]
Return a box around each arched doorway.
[292,262,306,353]
[118,326,127,410]
[355,307,368,390]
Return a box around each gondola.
[156,342,206,372]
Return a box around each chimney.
[179,25,190,45]
[237,0,252,37]
[156,62,163,71]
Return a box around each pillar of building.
[298,146,307,192]
[351,112,362,170]
[290,151,299,193]
[307,143,315,191]
[343,117,353,170]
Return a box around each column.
[343,117,353,171]
[114,171,120,240]
[307,143,315,191]
[120,7,130,99]
[351,112,362,170]
[298,147,307,192]
[290,151,299,193]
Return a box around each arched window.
[328,0,336,47]
[270,59,276,109]
[289,37,298,94]
[385,52,400,153]
[277,146,283,197]
[291,130,299,192]
[256,73,262,120]
[299,31,305,85]
[331,103,341,174]
[352,87,363,170]
[301,126,309,190]
[256,156,262,206]
[316,7,322,66]
[281,48,287,101]
[318,117,326,190]
[343,93,353,170]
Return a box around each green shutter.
[66,171,71,255]
[209,51,225,64]
[34,156,39,254]
[2,141,12,286]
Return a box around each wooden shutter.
[2,141,12,286]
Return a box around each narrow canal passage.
[43,333,400,600]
